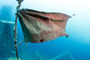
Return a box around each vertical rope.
[13,0,23,59]
[13,13,19,59]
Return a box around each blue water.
[0,0,90,60]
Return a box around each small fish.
[72,14,76,16]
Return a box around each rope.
[13,13,19,59]
[14,40,24,47]
[13,1,21,60]
[13,0,24,59]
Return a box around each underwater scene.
[0,0,90,60]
